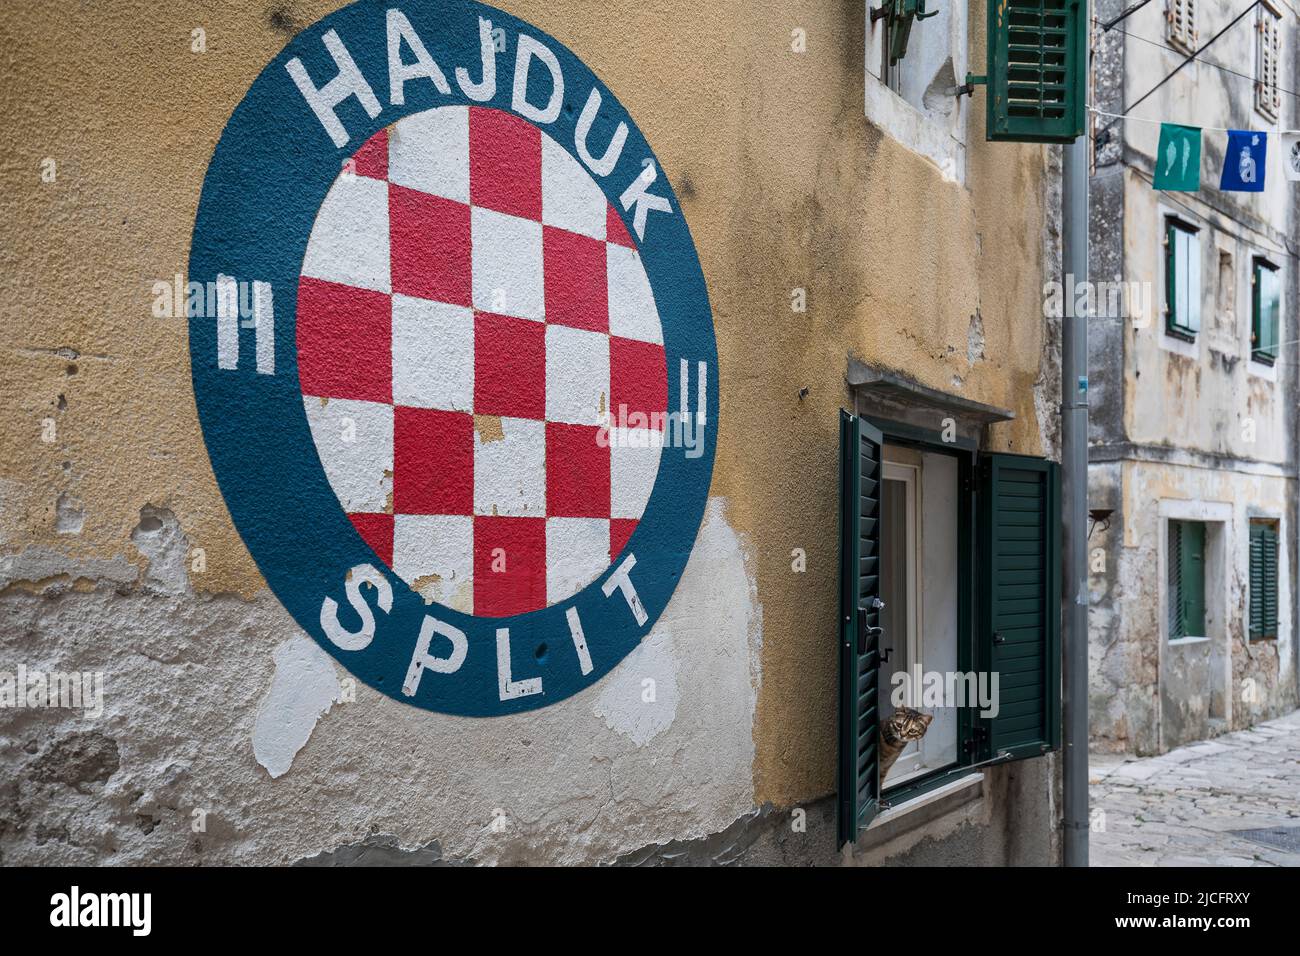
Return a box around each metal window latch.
[856,606,885,655]
[955,73,986,98]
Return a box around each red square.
[610,518,637,560]
[393,407,473,515]
[546,423,610,518]
[607,204,635,248]
[473,515,546,616]
[544,227,608,332]
[296,277,392,403]
[389,183,471,306]
[609,337,668,427]
[349,512,394,566]
[474,312,545,419]
[470,107,542,221]
[351,127,388,180]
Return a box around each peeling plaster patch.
[54,494,84,535]
[252,636,342,779]
[967,310,986,364]
[473,415,505,443]
[0,547,137,592]
[594,498,761,749]
[130,506,190,594]
[593,628,679,745]
[295,835,461,866]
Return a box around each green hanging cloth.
[1153,123,1201,191]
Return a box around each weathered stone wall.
[1087,0,1300,754]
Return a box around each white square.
[392,294,474,412]
[388,106,470,204]
[606,243,662,344]
[541,136,607,240]
[545,324,610,426]
[471,207,545,320]
[546,517,610,603]
[302,395,393,513]
[474,416,546,517]
[393,514,473,612]
[610,428,663,520]
[302,174,391,293]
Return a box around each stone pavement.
[1089,710,1300,866]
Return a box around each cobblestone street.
[1090,710,1300,866]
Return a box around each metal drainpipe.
[1060,73,1091,864]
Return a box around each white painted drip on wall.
[252,635,343,778]
[592,627,680,746]
[592,497,759,749]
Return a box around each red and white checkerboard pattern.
[297,106,667,617]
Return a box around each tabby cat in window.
[879,706,933,781]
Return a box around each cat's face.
[891,706,934,741]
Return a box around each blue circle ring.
[188,0,717,716]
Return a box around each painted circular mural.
[188,0,716,716]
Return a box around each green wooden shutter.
[838,411,883,847]
[1179,521,1206,637]
[1250,521,1279,639]
[1249,523,1265,638]
[984,0,1087,142]
[1264,525,1278,638]
[1168,520,1186,639]
[977,454,1061,761]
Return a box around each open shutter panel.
[838,411,883,848]
[1263,524,1279,637]
[1249,523,1265,638]
[1180,520,1206,636]
[978,454,1061,761]
[985,0,1087,142]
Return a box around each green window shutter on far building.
[1168,520,1206,640]
[1250,521,1279,640]
[984,0,1087,142]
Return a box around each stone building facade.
[1089,0,1300,754]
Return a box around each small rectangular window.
[1165,220,1201,340]
[1256,5,1281,120]
[1168,520,1206,640]
[1249,521,1279,640]
[1252,259,1280,364]
[1167,0,1197,52]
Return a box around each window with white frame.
[1256,3,1281,120]
[1167,0,1198,52]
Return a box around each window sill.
[1168,635,1211,646]
[859,772,984,847]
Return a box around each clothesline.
[1087,105,1269,134]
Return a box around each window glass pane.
[1173,229,1189,329]
[1261,265,1279,353]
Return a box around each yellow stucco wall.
[0,0,1052,812]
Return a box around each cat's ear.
[921,712,934,727]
